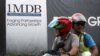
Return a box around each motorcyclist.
[46,16,79,56]
[72,13,98,56]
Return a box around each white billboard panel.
[6,0,47,54]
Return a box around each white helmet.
[43,53,52,56]
[72,13,86,23]
[43,53,57,56]
[81,51,91,56]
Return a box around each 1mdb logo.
[7,4,42,16]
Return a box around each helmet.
[81,51,91,56]
[43,53,54,56]
[72,13,86,23]
[48,17,59,28]
[58,16,72,33]
[48,16,72,33]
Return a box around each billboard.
[0,0,98,55]
[6,0,47,55]
[47,0,100,50]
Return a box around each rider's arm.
[90,46,98,56]
[69,34,79,56]
[84,33,98,56]
[51,37,57,50]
